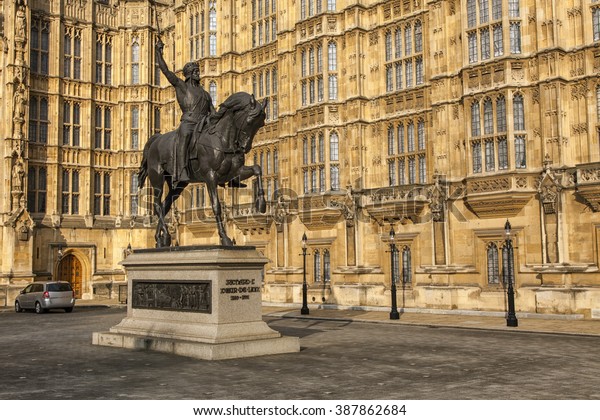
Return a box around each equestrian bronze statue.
[138,87,268,248]
[155,38,214,187]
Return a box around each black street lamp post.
[503,220,518,327]
[389,226,400,320]
[301,233,309,315]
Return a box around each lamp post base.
[389,311,400,320]
[301,307,309,315]
[506,316,518,327]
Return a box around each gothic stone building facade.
[1,0,600,317]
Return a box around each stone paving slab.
[4,298,600,337]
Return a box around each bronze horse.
[138,92,268,247]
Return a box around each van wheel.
[64,307,73,313]
[15,301,22,313]
[35,302,44,314]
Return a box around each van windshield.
[47,283,73,292]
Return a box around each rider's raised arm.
[155,39,182,88]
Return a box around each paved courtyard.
[1,307,599,399]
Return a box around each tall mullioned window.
[301,43,327,105]
[131,38,140,84]
[95,106,112,149]
[28,96,49,144]
[513,94,526,169]
[328,42,338,100]
[302,131,340,193]
[30,18,49,75]
[209,1,217,56]
[594,6,600,42]
[470,94,525,173]
[252,0,276,47]
[62,101,81,147]
[64,27,82,79]
[487,242,500,284]
[131,106,139,149]
[61,169,80,215]
[385,20,424,92]
[189,10,201,60]
[96,34,113,85]
[94,172,111,216]
[130,173,139,216]
[27,166,47,213]
[466,0,521,63]
[387,120,427,185]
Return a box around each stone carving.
[132,281,211,313]
[12,81,27,146]
[429,173,446,222]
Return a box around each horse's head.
[214,92,266,153]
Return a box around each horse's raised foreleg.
[206,177,233,247]
[237,164,267,213]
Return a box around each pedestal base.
[93,331,299,360]
[93,246,300,360]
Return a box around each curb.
[263,310,600,338]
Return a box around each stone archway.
[57,254,83,298]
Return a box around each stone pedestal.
[93,246,299,360]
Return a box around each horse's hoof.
[221,237,234,247]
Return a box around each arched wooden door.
[57,255,83,298]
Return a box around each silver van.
[15,282,76,314]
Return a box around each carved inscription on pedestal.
[132,281,211,313]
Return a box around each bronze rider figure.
[155,38,215,186]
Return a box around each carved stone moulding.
[231,203,273,234]
[575,185,600,212]
[465,192,533,218]
[184,209,217,235]
[574,163,600,211]
[364,200,427,225]
[298,207,343,230]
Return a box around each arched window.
[327,1,336,12]
[483,98,493,135]
[487,243,500,284]
[414,21,423,53]
[329,132,339,161]
[417,120,425,151]
[594,8,600,42]
[397,123,405,153]
[318,132,325,162]
[496,96,507,132]
[131,40,140,84]
[314,250,321,282]
[513,94,525,131]
[471,101,481,137]
[385,32,392,61]
[317,44,323,72]
[404,25,412,56]
[467,0,476,28]
[209,81,217,107]
[303,137,308,164]
[310,135,317,163]
[596,85,600,122]
[395,29,402,58]
[402,246,412,284]
[323,250,331,282]
[301,50,307,77]
[387,125,395,155]
[328,42,337,71]
[407,121,415,152]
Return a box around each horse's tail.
[138,134,160,189]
